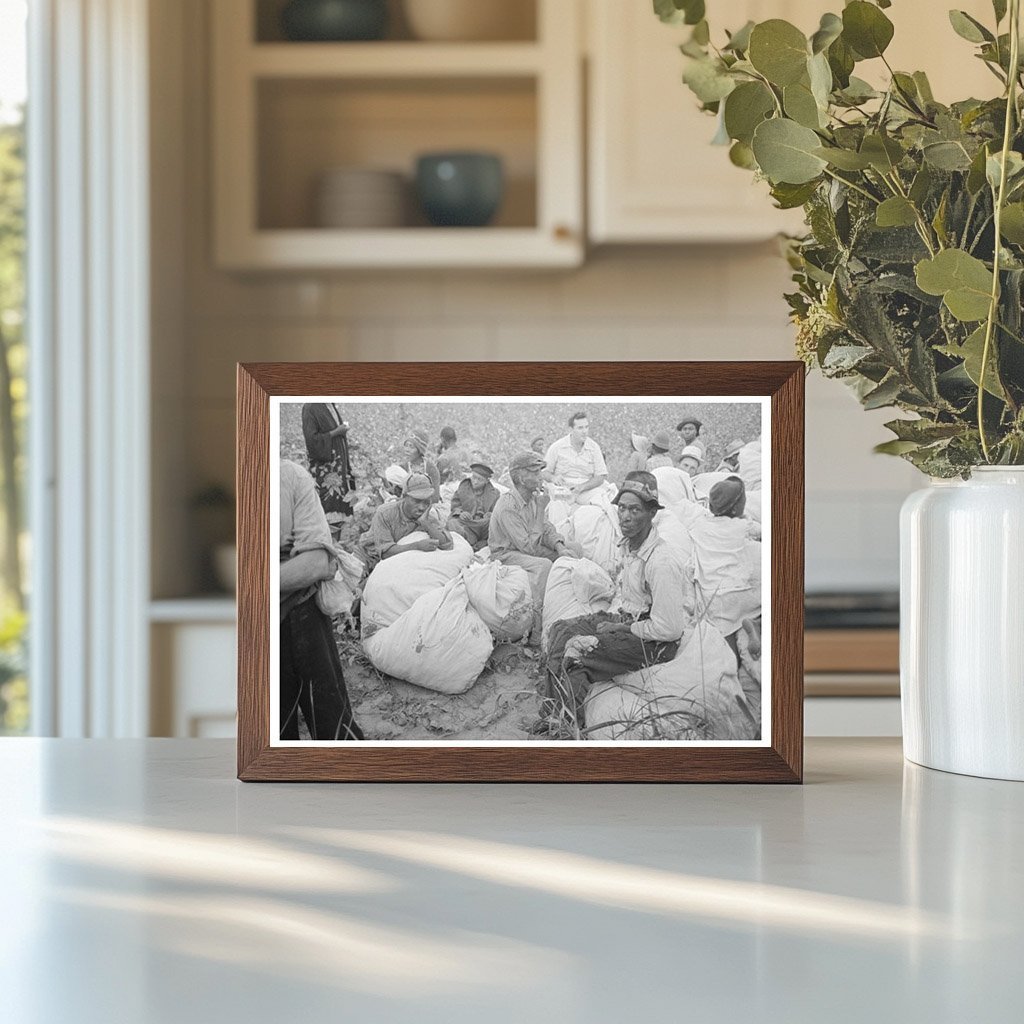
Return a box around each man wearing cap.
[543,411,608,503]
[541,471,688,736]
[646,430,675,471]
[362,473,453,568]
[490,450,583,643]
[447,462,500,551]
[676,416,706,456]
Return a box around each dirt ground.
[338,628,546,740]
[333,624,762,742]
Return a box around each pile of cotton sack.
[360,532,533,695]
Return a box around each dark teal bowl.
[281,0,388,42]
[415,153,505,228]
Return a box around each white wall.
[154,0,920,599]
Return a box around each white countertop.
[1,738,1020,1023]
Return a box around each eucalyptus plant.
[657,0,1024,475]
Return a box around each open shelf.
[212,0,582,268]
[256,76,538,232]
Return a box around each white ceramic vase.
[900,467,1024,780]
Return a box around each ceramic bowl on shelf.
[315,167,408,229]
[402,0,535,42]
[414,152,504,227]
[280,0,388,42]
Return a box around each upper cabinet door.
[587,0,806,244]
[587,0,1001,245]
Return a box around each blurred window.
[0,0,28,734]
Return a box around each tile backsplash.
[181,246,916,593]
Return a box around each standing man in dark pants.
[302,402,355,517]
[540,472,688,737]
[280,459,363,741]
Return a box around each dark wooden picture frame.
[238,362,804,782]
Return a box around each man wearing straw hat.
[540,471,687,737]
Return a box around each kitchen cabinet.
[211,0,583,269]
[586,0,999,244]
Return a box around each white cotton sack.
[361,531,474,638]
[362,576,493,694]
[652,466,699,508]
[541,556,615,648]
[737,439,762,490]
[565,504,622,575]
[745,489,762,525]
[315,546,367,619]
[461,561,534,642]
[690,471,730,501]
[585,622,752,741]
[653,510,693,564]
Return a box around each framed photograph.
[237,362,803,782]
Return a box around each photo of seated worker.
[361,472,453,568]
[447,461,500,551]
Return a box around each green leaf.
[884,418,963,443]
[842,1,895,59]
[724,20,755,53]
[784,80,824,129]
[967,144,991,194]
[912,71,935,104]
[748,20,809,87]
[923,140,972,171]
[875,197,918,228]
[682,57,736,104]
[860,133,904,173]
[807,51,833,109]
[827,36,856,89]
[862,374,903,409]
[909,164,933,205]
[874,439,922,455]
[915,249,994,322]
[810,12,843,54]
[948,10,994,44]
[751,118,828,184]
[770,180,820,209]
[729,140,757,170]
[723,81,776,145]
[653,0,705,26]
[813,146,872,170]
[986,150,1024,191]
[939,325,1006,398]
[1000,203,1024,245]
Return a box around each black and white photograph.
[271,396,770,745]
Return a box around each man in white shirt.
[543,411,608,503]
[540,471,688,736]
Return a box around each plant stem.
[979,0,1021,462]
[822,167,880,205]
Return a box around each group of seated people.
[280,409,761,740]
[353,413,760,737]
